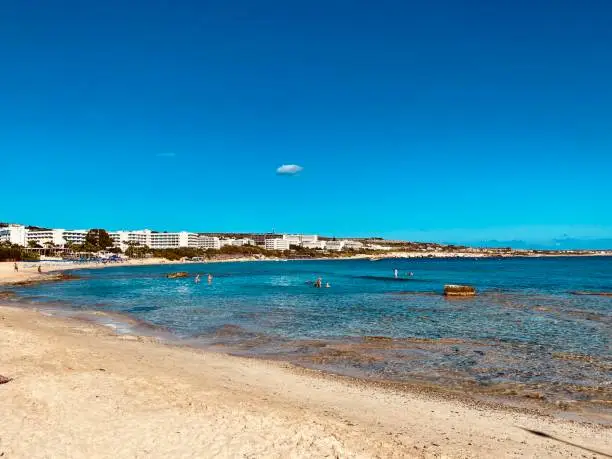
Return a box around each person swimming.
[195,274,201,283]
[314,277,322,288]
[325,282,330,288]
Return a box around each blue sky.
[1,1,611,247]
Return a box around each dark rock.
[0,375,12,385]
[166,272,189,279]
[444,284,476,296]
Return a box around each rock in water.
[166,272,189,279]
[444,284,476,296]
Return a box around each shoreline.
[5,294,611,427]
[1,303,610,458]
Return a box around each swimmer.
[195,274,201,283]
[325,282,330,288]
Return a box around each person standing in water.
[207,273,213,284]
[195,274,200,283]
[314,277,322,288]
[394,268,398,279]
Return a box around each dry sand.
[0,304,610,458]
[0,257,263,286]
[0,259,180,285]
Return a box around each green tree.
[85,229,114,250]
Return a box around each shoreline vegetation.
[1,304,610,458]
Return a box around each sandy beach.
[0,303,610,458]
[0,257,263,286]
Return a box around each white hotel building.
[199,236,221,250]
[0,224,27,246]
[282,234,318,245]
[264,238,291,251]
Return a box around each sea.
[7,257,612,421]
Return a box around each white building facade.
[0,225,27,246]
[301,241,326,249]
[282,234,318,246]
[26,229,67,247]
[149,232,199,249]
[265,238,291,251]
[199,236,221,250]
[325,240,345,251]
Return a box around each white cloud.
[276,164,303,175]
[156,152,176,157]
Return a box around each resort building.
[301,241,326,249]
[62,230,89,245]
[324,240,345,251]
[343,240,364,250]
[0,224,27,246]
[149,232,199,249]
[282,234,319,246]
[110,230,152,251]
[109,230,200,250]
[199,236,221,250]
[26,229,67,247]
[253,233,281,246]
[264,238,291,251]
[218,238,255,248]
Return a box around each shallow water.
[8,257,612,413]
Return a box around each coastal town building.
[219,238,255,248]
[62,230,88,245]
[282,234,319,246]
[0,224,27,246]
[343,240,364,250]
[253,233,282,246]
[109,230,152,250]
[324,240,345,251]
[199,236,221,250]
[264,238,291,251]
[301,241,326,249]
[149,232,199,249]
[26,229,67,247]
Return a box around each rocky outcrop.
[569,291,612,297]
[443,284,476,296]
[166,272,189,279]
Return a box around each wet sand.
[1,304,610,458]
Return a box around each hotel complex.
[0,224,377,252]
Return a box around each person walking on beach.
[38,265,42,274]
[14,262,18,272]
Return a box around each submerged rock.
[166,272,189,279]
[569,291,612,297]
[443,284,476,296]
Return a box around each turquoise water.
[9,257,612,408]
